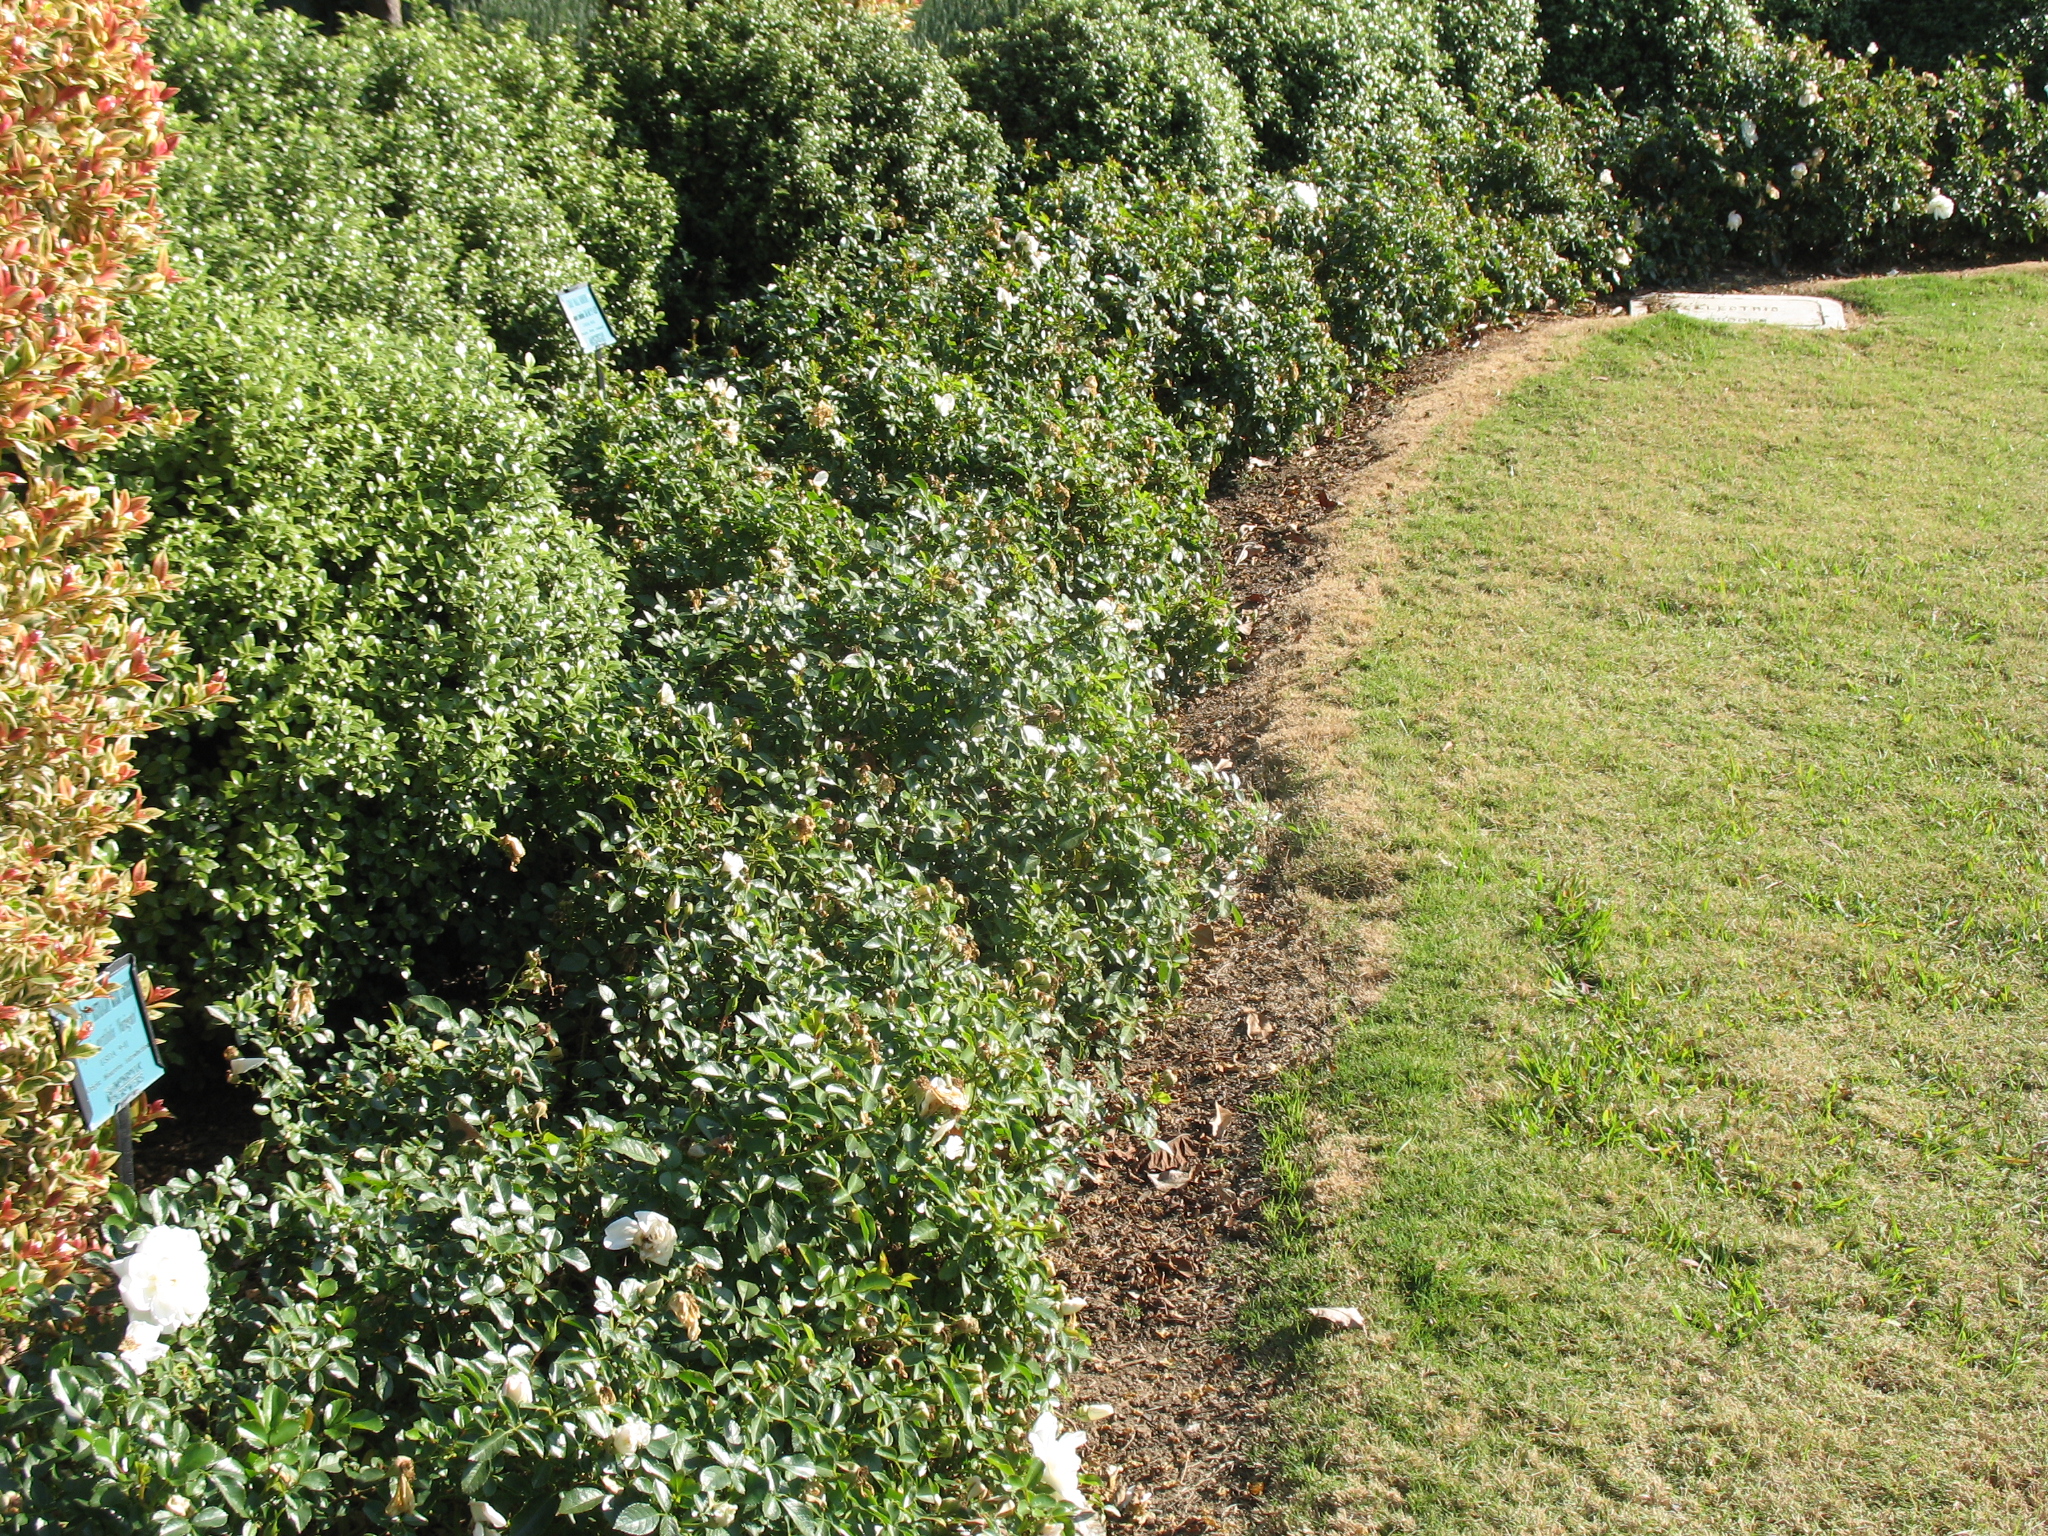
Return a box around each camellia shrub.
[150,0,675,369]
[0,0,220,1306]
[590,0,1005,329]
[950,0,1257,190]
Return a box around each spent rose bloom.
[610,1418,653,1458]
[111,1225,210,1338]
[603,1211,678,1266]
[917,1075,970,1119]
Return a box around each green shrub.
[951,0,1257,189]
[1608,33,2048,275]
[107,289,628,1030]
[1169,0,1450,171]
[1756,0,2039,70]
[590,0,1004,328]
[1538,0,1762,103]
[154,0,673,368]
[1434,0,1548,100]
[1288,95,1616,365]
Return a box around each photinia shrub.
[0,0,219,1307]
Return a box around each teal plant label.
[557,282,617,353]
[63,955,162,1131]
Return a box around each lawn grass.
[1255,271,2048,1535]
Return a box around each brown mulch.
[1046,386,1420,1535]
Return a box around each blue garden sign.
[557,282,617,354]
[64,954,162,1132]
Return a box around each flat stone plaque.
[1627,292,1847,330]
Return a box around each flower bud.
[503,1371,534,1407]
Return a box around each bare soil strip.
[1051,313,1615,1535]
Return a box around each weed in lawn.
[1260,272,2048,1534]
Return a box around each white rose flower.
[1612,248,1631,268]
[1027,1410,1089,1509]
[996,286,1020,308]
[117,1319,170,1370]
[940,1133,966,1160]
[610,1418,653,1458]
[1286,180,1319,210]
[1726,210,1744,231]
[706,1502,740,1527]
[470,1501,508,1535]
[2034,190,2048,213]
[503,1371,534,1407]
[933,393,956,417]
[602,1211,679,1267]
[1790,161,1808,182]
[720,850,746,881]
[1597,167,1614,186]
[1798,81,1821,107]
[1925,191,1955,220]
[713,418,740,447]
[808,469,830,490]
[111,1226,210,1334]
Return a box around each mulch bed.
[1047,390,1417,1534]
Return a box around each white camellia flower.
[1726,210,1744,231]
[1738,116,1757,147]
[110,1226,210,1370]
[603,1211,679,1267]
[470,1501,508,1535]
[1926,191,1955,220]
[1798,80,1821,107]
[1286,180,1318,211]
[1028,1410,1089,1509]
[611,1418,653,1458]
[503,1371,534,1407]
[933,393,956,417]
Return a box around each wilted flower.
[1726,210,1744,231]
[1798,80,1821,106]
[933,393,956,417]
[111,1226,210,1346]
[1286,180,1318,210]
[713,418,740,447]
[1926,190,1955,220]
[286,979,318,1026]
[610,1418,653,1458]
[603,1211,679,1266]
[917,1075,971,1119]
[669,1288,703,1341]
[1028,1410,1089,1509]
[1738,115,1757,147]
[503,1371,534,1407]
[496,835,524,871]
[470,1501,508,1535]
[164,1495,193,1517]
[386,1458,417,1518]
[806,399,837,429]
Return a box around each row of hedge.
[3,0,2047,1532]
